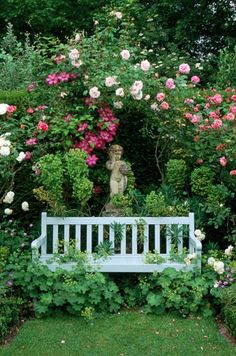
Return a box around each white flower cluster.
[207,257,224,274]
[16,151,26,162]
[130,80,143,100]
[225,245,233,256]
[68,48,82,68]
[21,201,29,211]
[194,229,205,241]
[3,191,15,204]
[0,133,11,157]
[184,252,196,265]
[0,103,9,115]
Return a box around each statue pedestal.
[102,202,123,217]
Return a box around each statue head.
[108,144,123,161]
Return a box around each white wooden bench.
[31,212,202,272]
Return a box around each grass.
[0,310,235,356]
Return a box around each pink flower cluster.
[74,107,119,167]
[46,72,77,86]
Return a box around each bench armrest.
[189,235,202,252]
[31,234,46,260]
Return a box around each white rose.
[194,229,202,236]
[140,59,151,72]
[0,146,10,156]
[225,245,233,256]
[184,257,192,265]
[120,50,130,60]
[89,87,100,99]
[21,201,29,211]
[105,76,119,87]
[3,191,15,204]
[113,101,123,109]
[16,152,26,163]
[4,208,13,215]
[0,103,9,115]
[75,33,81,43]
[150,103,158,111]
[115,88,125,97]
[207,257,215,266]
[213,261,224,275]
[68,48,80,60]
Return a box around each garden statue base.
[102,202,124,217]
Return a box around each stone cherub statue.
[106,144,129,198]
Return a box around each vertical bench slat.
[86,224,92,252]
[154,224,160,253]
[64,225,70,253]
[178,224,183,252]
[41,212,47,255]
[53,225,58,253]
[109,225,115,249]
[166,224,171,254]
[132,224,137,255]
[75,225,81,250]
[189,213,195,254]
[98,225,104,244]
[143,225,149,253]
[120,225,126,255]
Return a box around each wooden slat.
[52,224,58,253]
[98,225,104,244]
[120,225,126,255]
[132,224,137,255]
[41,212,47,255]
[154,224,160,253]
[178,224,183,252]
[143,225,149,253]
[75,225,81,250]
[86,224,92,252]
[64,225,70,253]
[109,225,115,249]
[166,224,171,254]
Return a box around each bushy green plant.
[191,167,215,197]
[166,159,187,194]
[220,282,236,338]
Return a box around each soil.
[216,316,236,345]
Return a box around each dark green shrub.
[221,282,236,338]
[191,167,215,197]
[166,159,187,194]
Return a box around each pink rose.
[156,92,165,101]
[165,78,175,89]
[230,170,236,175]
[25,138,37,146]
[220,156,227,167]
[140,60,151,72]
[231,95,236,101]
[224,113,235,121]
[230,106,236,114]
[105,76,118,87]
[24,151,32,160]
[179,63,190,74]
[120,50,130,60]
[37,121,49,131]
[86,154,99,167]
[68,49,80,60]
[77,123,88,132]
[211,119,222,129]
[191,75,200,84]
[159,101,170,110]
[26,107,34,114]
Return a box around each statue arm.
[106,160,115,171]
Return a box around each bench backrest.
[40,212,195,256]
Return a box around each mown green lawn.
[0,310,235,356]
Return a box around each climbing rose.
[220,157,227,167]
[21,201,29,211]
[140,60,151,71]
[191,75,200,84]
[37,121,49,131]
[179,63,190,74]
[159,101,170,110]
[4,208,13,215]
[3,191,15,204]
[89,87,100,99]
[120,50,130,60]
[115,88,125,97]
[230,170,236,175]
[105,76,119,87]
[86,154,98,167]
[165,78,175,89]
[156,92,165,101]
[16,152,26,162]
[225,245,233,256]
[0,103,9,115]
[68,49,80,60]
